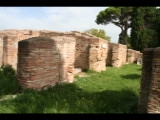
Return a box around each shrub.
[0,65,20,96]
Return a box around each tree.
[84,28,111,41]
[155,8,160,47]
[95,7,133,45]
[130,7,158,51]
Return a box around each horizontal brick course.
[18,36,59,89]
[17,36,75,90]
[138,48,160,113]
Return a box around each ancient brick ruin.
[2,29,160,113]
[0,30,40,69]
[138,48,160,113]
[17,36,75,89]
[0,29,142,90]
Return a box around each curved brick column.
[17,36,60,90]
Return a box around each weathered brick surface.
[3,35,18,69]
[126,49,143,64]
[39,30,90,70]
[17,36,59,89]
[0,37,3,66]
[138,48,160,113]
[0,29,142,72]
[106,42,112,66]
[147,47,160,113]
[74,36,90,70]
[65,31,110,72]
[63,31,91,70]
[17,36,75,90]
[0,29,143,91]
[136,51,143,65]
[40,30,64,37]
[51,36,75,83]
[110,43,127,67]
[0,30,40,69]
[138,48,154,113]
[17,30,40,41]
[89,38,109,72]
[127,49,135,63]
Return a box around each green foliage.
[84,28,111,41]
[1,65,16,76]
[155,8,160,47]
[0,65,20,97]
[130,7,159,51]
[0,64,141,113]
[95,7,133,45]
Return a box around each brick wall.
[0,29,142,72]
[0,30,40,69]
[40,30,63,37]
[62,31,91,70]
[17,36,75,90]
[89,38,109,72]
[17,30,40,40]
[64,31,109,72]
[138,48,160,113]
[18,36,59,89]
[106,42,112,66]
[39,30,91,71]
[3,35,18,69]
[74,35,91,70]
[110,43,127,67]
[0,29,143,91]
[126,49,143,65]
[0,37,3,66]
[50,36,75,83]
[127,49,135,63]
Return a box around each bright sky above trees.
[0,7,127,43]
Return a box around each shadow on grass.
[120,74,141,80]
[3,83,139,113]
[137,68,142,71]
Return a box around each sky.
[0,7,128,43]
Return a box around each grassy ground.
[0,64,142,113]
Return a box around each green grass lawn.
[0,64,142,113]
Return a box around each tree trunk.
[118,29,128,45]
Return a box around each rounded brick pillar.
[17,36,60,90]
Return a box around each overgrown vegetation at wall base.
[0,65,20,97]
[0,64,141,113]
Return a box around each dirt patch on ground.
[76,72,89,77]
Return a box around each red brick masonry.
[138,48,160,113]
[0,29,142,90]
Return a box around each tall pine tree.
[95,7,133,45]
